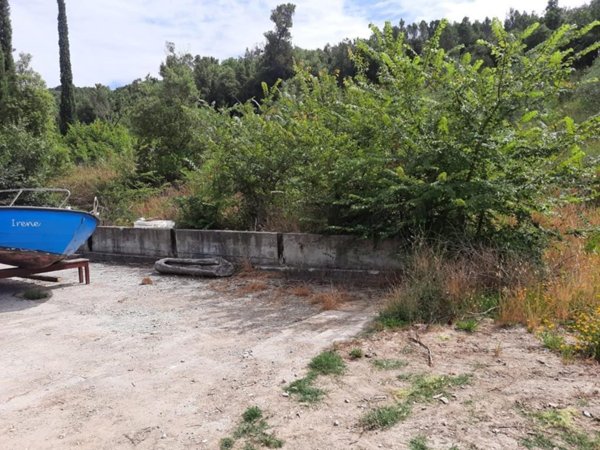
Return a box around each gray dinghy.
[154,257,235,277]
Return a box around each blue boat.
[0,189,99,269]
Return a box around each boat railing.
[0,188,71,208]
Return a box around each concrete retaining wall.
[90,227,175,258]
[281,233,403,270]
[175,230,279,266]
[83,227,403,271]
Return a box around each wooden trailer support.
[0,258,90,284]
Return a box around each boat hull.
[0,207,99,269]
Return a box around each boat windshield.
[0,189,71,208]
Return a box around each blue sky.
[10,0,590,88]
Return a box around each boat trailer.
[0,258,91,284]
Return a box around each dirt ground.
[0,262,598,450]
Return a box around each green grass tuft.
[219,437,235,450]
[359,404,412,430]
[371,358,408,370]
[227,406,283,449]
[308,350,346,376]
[409,435,431,450]
[455,318,479,333]
[285,374,324,403]
[403,374,472,403]
[539,331,566,352]
[349,348,364,359]
[242,406,262,423]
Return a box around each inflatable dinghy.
[154,257,235,278]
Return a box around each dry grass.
[131,185,184,221]
[50,164,121,208]
[378,244,521,325]
[286,285,313,297]
[499,205,600,328]
[236,261,278,280]
[309,288,353,311]
[237,281,269,296]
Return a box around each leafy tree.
[75,84,113,124]
[260,3,296,88]
[457,17,475,47]
[7,53,56,137]
[112,76,159,126]
[0,53,68,189]
[193,55,240,106]
[0,126,55,189]
[130,45,211,181]
[322,40,357,82]
[545,0,563,31]
[57,0,76,134]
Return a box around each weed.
[371,359,408,370]
[573,306,600,361]
[308,351,346,376]
[361,373,471,431]
[242,444,258,450]
[359,404,412,430]
[219,437,235,450]
[22,288,49,300]
[493,342,503,357]
[285,374,324,403]
[523,407,600,450]
[374,312,408,330]
[349,348,364,360]
[409,435,431,450]
[242,406,262,423]
[455,318,479,333]
[224,406,283,449]
[521,433,557,449]
[401,374,472,403]
[285,350,346,403]
[540,330,564,351]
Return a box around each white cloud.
[9,0,591,88]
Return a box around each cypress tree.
[0,47,7,117]
[0,0,14,121]
[57,0,75,134]
[0,0,14,77]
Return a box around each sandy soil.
[0,262,598,449]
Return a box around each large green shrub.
[63,120,134,165]
[0,125,68,189]
[325,20,600,244]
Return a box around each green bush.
[64,120,135,165]
[0,125,68,189]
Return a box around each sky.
[9,0,591,88]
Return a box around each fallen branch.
[465,306,499,318]
[409,332,433,367]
